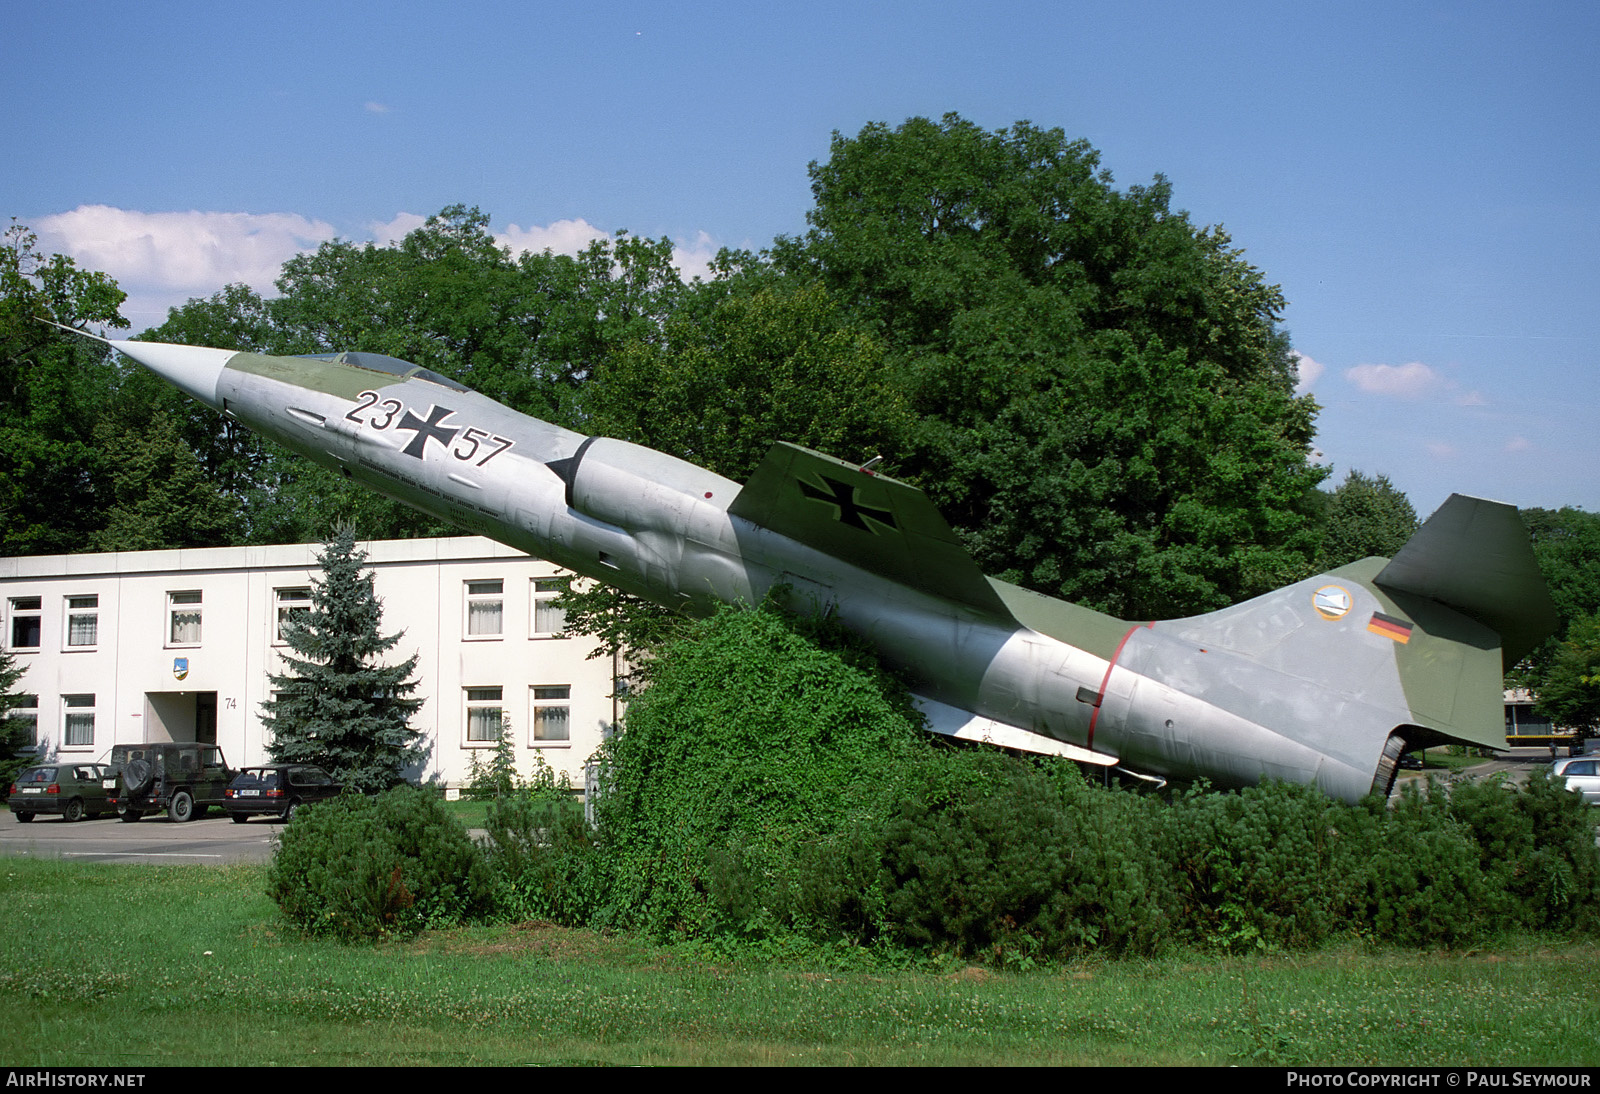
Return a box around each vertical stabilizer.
[1374,494,1558,668]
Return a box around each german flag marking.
[1368,612,1413,644]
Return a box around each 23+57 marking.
[344,390,515,466]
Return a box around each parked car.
[108,743,235,822]
[1550,756,1600,805]
[7,763,117,822]
[223,765,342,823]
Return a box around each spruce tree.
[0,648,32,789]
[261,526,427,792]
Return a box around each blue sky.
[5,0,1596,516]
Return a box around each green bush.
[590,604,926,937]
[874,751,1177,962]
[1165,780,1356,951]
[1446,770,1600,932]
[1346,784,1490,947]
[481,795,604,924]
[268,787,492,941]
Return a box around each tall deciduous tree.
[1314,470,1419,571]
[1512,507,1600,714]
[0,222,127,555]
[772,114,1326,619]
[1535,613,1600,736]
[261,527,427,792]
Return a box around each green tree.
[90,411,241,551]
[1314,470,1419,571]
[1511,507,1600,704]
[0,647,32,789]
[261,527,427,792]
[579,282,911,481]
[138,206,694,544]
[1534,613,1600,735]
[0,222,128,555]
[772,114,1325,618]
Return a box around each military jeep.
[108,743,236,822]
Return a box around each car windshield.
[16,767,56,785]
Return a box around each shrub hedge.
[269,605,1600,959]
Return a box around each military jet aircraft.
[75,330,1558,803]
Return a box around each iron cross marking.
[395,405,460,459]
[799,474,897,533]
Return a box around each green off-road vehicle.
[109,743,236,822]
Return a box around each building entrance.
[143,692,218,744]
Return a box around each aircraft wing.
[728,442,1015,619]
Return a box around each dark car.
[7,763,116,822]
[108,742,235,822]
[223,765,342,822]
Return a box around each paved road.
[0,811,282,865]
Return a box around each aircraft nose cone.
[109,339,236,411]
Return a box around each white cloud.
[364,101,391,114]
[1426,441,1457,460]
[34,205,338,332]
[33,204,723,334]
[497,218,610,258]
[1455,390,1488,407]
[1504,436,1532,453]
[1344,361,1444,399]
[1290,351,1324,394]
[36,205,336,295]
[370,212,428,247]
[671,230,718,284]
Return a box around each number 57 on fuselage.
[91,332,1558,804]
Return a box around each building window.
[464,580,503,638]
[275,587,312,642]
[465,687,504,743]
[9,597,41,650]
[531,685,571,743]
[8,695,37,750]
[168,590,202,645]
[532,578,567,636]
[62,694,95,748]
[65,595,98,648]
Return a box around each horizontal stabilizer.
[730,443,1014,618]
[1375,494,1559,666]
[915,695,1119,765]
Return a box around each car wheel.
[168,790,194,823]
[284,800,299,823]
[14,812,33,823]
[63,799,84,822]
[118,807,141,822]
[229,813,248,824]
[122,759,154,797]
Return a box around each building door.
[144,691,219,744]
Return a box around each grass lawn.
[2,857,1597,1067]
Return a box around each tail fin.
[1374,494,1558,669]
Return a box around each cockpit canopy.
[298,350,471,393]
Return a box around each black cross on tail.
[798,474,897,533]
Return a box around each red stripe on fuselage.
[1086,622,1153,750]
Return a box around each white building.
[0,537,619,792]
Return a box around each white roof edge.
[0,535,539,580]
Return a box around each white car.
[1550,756,1600,804]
